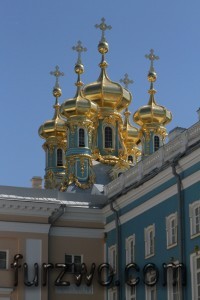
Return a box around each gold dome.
[133,87,172,127]
[82,18,131,112]
[60,82,98,119]
[82,66,132,112]
[60,41,98,119]
[39,103,66,140]
[134,49,172,128]
[123,109,140,144]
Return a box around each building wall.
[104,147,200,299]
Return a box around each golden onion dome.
[82,18,131,112]
[60,88,98,118]
[39,102,66,140]
[133,85,172,127]
[60,40,98,119]
[82,63,132,112]
[123,109,140,144]
[60,63,98,119]
[134,49,172,127]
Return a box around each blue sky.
[1,0,200,187]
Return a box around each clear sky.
[1,0,200,188]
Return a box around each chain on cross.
[50,66,64,87]
[72,41,87,64]
[95,17,112,42]
[145,49,159,70]
[120,73,134,89]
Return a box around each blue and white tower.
[60,41,98,190]
[38,66,67,189]
[134,49,172,157]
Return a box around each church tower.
[133,49,172,157]
[82,18,132,165]
[60,41,98,190]
[38,66,67,189]
[120,74,141,165]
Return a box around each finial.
[145,49,159,82]
[72,41,87,92]
[95,18,111,56]
[72,40,87,76]
[50,66,64,101]
[72,40,87,65]
[120,73,134,89]
[95,17,112,42]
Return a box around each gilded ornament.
[80,157,85,176]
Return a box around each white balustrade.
[104,121,200,198]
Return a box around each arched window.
[190,201,200,237]
[128,155,133,163]
[105,126,113,148]
[79,128,85,147]
[57,149,63,166]
[154,136,160,152]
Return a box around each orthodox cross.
[72,40,87,64]
[95,17,112,41]
[120,73,134,89]
[50,65,64,87]
[145,49,159,70]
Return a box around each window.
[79,128,85,147]
[0,251,7,269]
[166,213,177,248]
[144,225,155,258]
[108,245,117,273]
[126,235,136,299]
[189,201,200,237]
[65,254,82,273]
[105,126,113,148]
[154,136,160,152]
[126,286,136,300]
[191,252,200,300]
[126,235,135,264]
[128,155,133,163]
[57,148,63,166]
[109,288,117,300]
[167,263,182,300]
[145,272,157,300]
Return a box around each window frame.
[144,224,155,258]
[108,287,117,300]
[65,254,83,274]
[0,250,8,270]
[190,251,200,300]
[126,234,135,264]
[167,261,182,300]
[104,125,114,149]
[78,128,85,148]
[128,155,134,164]
[189,200,200,238]
[154,136,160,152]
[145,271,157,300]
[108,244,117,274]
[126,235,136,300]
[166,213,178,249]
[56,148,63,166]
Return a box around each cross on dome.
[120,73,134,89]
[72,41,87,64]
[95,17,112,42]
[50,65,64,87]
[145,49,159,70]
